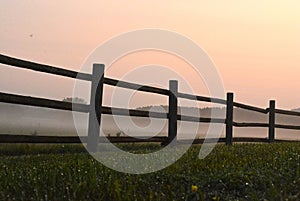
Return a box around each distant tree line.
[62,97,87,104]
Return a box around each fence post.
[167,80,178,145]
[226,92,234,145]
[268,100,275,143]
[87,64,105,152]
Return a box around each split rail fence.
[0,54,299,151]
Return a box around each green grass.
[0,143,299,201]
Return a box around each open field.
[0,143,299,201]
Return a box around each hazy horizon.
[1,103,299,141]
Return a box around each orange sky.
[0,1,300,109]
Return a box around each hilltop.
[292,108,300,112]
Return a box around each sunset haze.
[1,1,299,109]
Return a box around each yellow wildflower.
[191,185,198,192]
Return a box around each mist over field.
[0,103,299,140]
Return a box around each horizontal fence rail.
[0,135,167,144]
[275,124,300,130]
[0,54,92,81]
[233,102,268,114]
[233,122,269,128]
[0,92,89,113]
[177,92,227,105]
[0,54,299,147]
[0,135,296,144]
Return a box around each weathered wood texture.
[87,64,104,152]
[0,92,89,113]
[177,92,227,105]
[268,100,276,142]
[233,122,269,127]
[168,80,178,144]
[233,102,268,114]
[0,54,91,81]
[226,93,234,145]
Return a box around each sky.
[1,1,300,110]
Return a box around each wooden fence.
[0,54,299,151]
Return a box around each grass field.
[0,142,299,201]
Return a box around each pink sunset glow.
[1,1,300,109]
